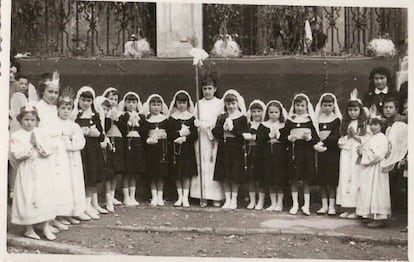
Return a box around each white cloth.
[10,128,56,225]
[314,93,343,121]
[381,121,408,171]
[221,89,246,114]
[168,90,195,116]
[336,120,365,208]
[374,86,389,95]
[60,119,87,216]
[9,92,28,134]
[356,132,391,219]
[190,97,224,201]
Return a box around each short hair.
[321,94,335,104]
[383,96,399,109]
[57,98,74,109]
[249,102,264,111]
[15,74,28,81]
[104,90,119,98]
[224,94,237,103]
[16,107,40,123]
[80,91,94,99]
[264,102,285,122]
[293,95,308,105]
[101,99,111,108]
[368,66,394,92]
[369,117,386,128]
[125,94,138,102]
[149,96,162,104]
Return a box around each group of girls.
[9,66,408,240]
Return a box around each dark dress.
[75,113,107,187]
[280,117,319,185]
[316,118,340,187]
[244,124,262,184]
[362,90,399,116]
[118,112,147,177]
[141,116,169,179]
[167,116,198,180]
[103,117,125,179]
[256,123,288,188]
[212,114,248,184]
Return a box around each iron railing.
[11,1,406,57]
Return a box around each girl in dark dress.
[212,89,248,210]
[72,86,107,220]
[313,93,342,216]
[102,87,124,207]
[362,66,399,116]
[167,91,198,207]
[256,100,288,212]
[141,94,169,206]
[281,93,319,216]
[243,100,266,210]
[117,92,146,206]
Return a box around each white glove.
[223,119,234,131]
[174,136,187,144]
[242,133,253,140]
[179,125,191,137]
[146,137,158,144]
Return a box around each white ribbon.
[189,48,209,66]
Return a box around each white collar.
[171,111,193,120]
[374,86,388,95]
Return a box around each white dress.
[356,132,391,220]
[190,97,224,201]
[10,128,57,225]
[60,119,87,216]
[336,120,365,208]
[36,99,72,216]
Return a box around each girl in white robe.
[356,117,391,227]
[190,77,225,206]
[10,104,57,240]
[336,89,368,219]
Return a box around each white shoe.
[182,198,190,207]
[339,211,350,218]
[266,205,277,211]
[301,206,310,216]
[43,228,56,241]
[347,212,358,219]
[274,205,283,212]
[76,213,91,221]
[174,199,183,207]
[67,217,80,225]
[157,198,165,206]
[51,220,68,231]
[328,207,336,216]
[150,198,158,206]
[85,209,100,220]
[317,206,328,215]
[289,205,299,215]
[92,205,108,214]
[213,201,221,207]
[222,201,230,209]
[130,198,140,206]
[247,201,256,209]
[113,198,122,206]
[229,200,237,210]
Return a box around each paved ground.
[6,202,408,260]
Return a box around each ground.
[6,203,408,260]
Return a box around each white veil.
[168,90,195,116]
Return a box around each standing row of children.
[9,66,408,240]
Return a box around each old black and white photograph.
[1,0,411,261]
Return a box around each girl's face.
[369,122,381,134]
[21,113,37,131]
[268,106,281,122]
[176,100,188,112]
[58,104,73,120]
[43,85,59,105]
[383,102,397,118]
[101,104,110,115]
[251,108,263,122]
[225,100,238,113]
[348,106,361,120]
[202,85,217,100]
[373,73,387,90]
[125,99,138,112]
[107,94,119,107]
[79,96,93,111]
[150,101,162,115]
[294,100,307,115]
[321,102,334,115]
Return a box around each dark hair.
[40,72,52,81]
[292,95,308,113]
[38,81,61,99]
[57,98,74,109]
[340,100,367,136]
[174,92,190,108]
[321,94,335,104]
[383,96,399,110]
[200,78,220,99]
[224,93,237,103]
[125,94,138,102]
[368,66,394,93]
[16,107,40,124]
[149,96,162,104]
[101,99,111,109]
[105,90,119,99]
[249,102,264,111]
[15,74,28,81]
[369,117,386,128]
[264,102,285,122]
[78,91,97,113]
